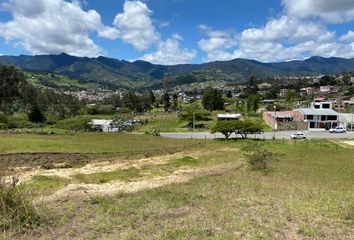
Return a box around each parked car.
[329,126,347,133]
[290,132,306,139]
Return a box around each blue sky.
[1,0,354,64]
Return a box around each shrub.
[0,173,42,231]
[54,116,92,131]
[243,143,281,174]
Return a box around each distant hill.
[1,53,354,90]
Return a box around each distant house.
[344,97,354,107]
[89,119,118,132]
[319,85,338,93]
[300,87,316,95]
[311,101,332,109]
[217,114,241,121]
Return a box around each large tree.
[211,120,263,139]
[0,65,27,110]
[202,87,224,111]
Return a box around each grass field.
[0,134,353,239]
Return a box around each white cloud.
[113,0,159,51]
[340,31,354,42]
[282,0,354,23]
[139,34,197,65]
[197,25,238,62]
[241,16,330,44]
[198,12,354,62]
[0,0,119,57]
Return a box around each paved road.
[161,130,354,140]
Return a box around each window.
[327,115,337,120]
[314,104,320,109]
[322,103,330,109]
[307,115,314,120]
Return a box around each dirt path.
[37,163,241,203]
[13,147,237,184]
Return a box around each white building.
[89,119,118,132]
[217,114,241,121]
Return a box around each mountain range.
[1,53,354,90]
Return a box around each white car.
[329,126,347,133]
[290,132,306,139]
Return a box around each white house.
[89,119,118,132]
[217,114,241,121]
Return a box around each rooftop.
[296,108,338,116]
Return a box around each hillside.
[1,53,354,90]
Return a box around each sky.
[0,0,354,64]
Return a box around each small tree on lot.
[179,106,211,128]
[211,120,263,139]
[28,104,46,123]
[242,143,281,174]
[210,121,236,139]
[202,87,224,111]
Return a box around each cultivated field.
[0,134,353,239]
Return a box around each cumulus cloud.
[340,31,354,42]
[139,34,197,65]
[197,25,238,62]
[282,0,354,23]
[113,0,160,51]
[0,0,119,57]
[198,0,354,62]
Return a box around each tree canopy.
[202,87,224,111]
[211,120,263,139]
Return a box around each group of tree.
[108,90,156,113]
[0,65,84,125]
[211,120,263,139]
[202,86,225,111]
[178,104,211,128]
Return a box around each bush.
[0,173,42,231]
[243,143,281,174]
[8,113,35,129]
[211,120,263,139]
[54,116,92,131]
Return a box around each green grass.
[20,176,70,197]
[1,137,353,239]
[0,133,203,154]
[74,168,142,184]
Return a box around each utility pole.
[351,106,353,132]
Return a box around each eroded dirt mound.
[37,163,240,203]
[0,152,93,171]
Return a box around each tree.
[211,121,237,139]
[243,142,281,174]
[243,76,259,97]
[148,90,156,107]
[265,86,280,99]
[226,90,233,98]
[285,90,298,102]
[211,120,263,139]
[202,87,224,111]
[28,104,46,123]
[0,65,27,110]
[172,93,178,110]
[246,94,260,113]
[179,106,211,127]
[162,75,171,111]
[235,120,263,139]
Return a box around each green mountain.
[1,53,354,90]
